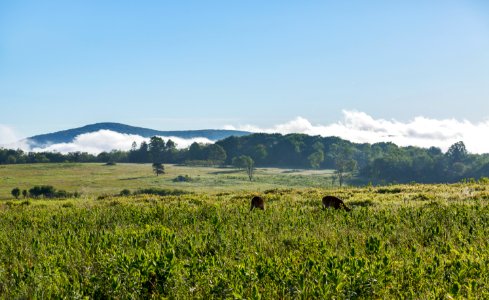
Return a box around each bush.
[97,194,111,200]
[120,189,132,196]
[376,187,403,194]
[184,160,223,167]
[11,187,21,199]
[27,185,79,199]
[29,185,56,198]
[133,188,191,197]
[173,175,192,182]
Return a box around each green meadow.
[1,163,489,298]
[0,163,336,199]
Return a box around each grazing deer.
[322,195,351,211]
[250,196,265,211]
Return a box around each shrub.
[11,187,21,199]
[27,185,79,199]
[133,188,190,197]
[173,175,192,182]
[120,189,132,196]
[29,185,56,198]
[376,187,403,194]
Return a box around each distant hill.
[27,122,251,147]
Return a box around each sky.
[1,1,489,152]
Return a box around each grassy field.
[1,163,489,298]
[0,163,335,199]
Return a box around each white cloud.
[225,110,489,154]
[0,124,19,145]
[29,130,214,154]
[6,111,489,154]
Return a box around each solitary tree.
[232,155,255,181]
[152,163,165,176]
[331,143,357,187]
[22,189,28,198]
[11,187,20,199]
[245,156,255,181]
[334,159,357,187]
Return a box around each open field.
[1,163,489,298]
[0,163,335,199]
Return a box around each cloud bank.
[5,111,489,154]
[29,130,214,154]
[225,110,489,154]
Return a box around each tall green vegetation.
[1,184,489,298]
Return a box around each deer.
[322,195,351,211]
[250,196,265,211]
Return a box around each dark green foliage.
[29,185,56,198]
[152,163,165,176]
[132,188,190,196]
[27,185,79,199]
[173,175,192,182]
[11,187,20,199]
[120,189,132,196]
[185,142,227,165]
[376,187,403,194]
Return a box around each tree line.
[2,133,489,184]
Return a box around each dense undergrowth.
[1,184,489,298]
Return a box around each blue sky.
[1,1,489,139]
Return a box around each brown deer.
[322,195,351,211]
[250,196,265,211]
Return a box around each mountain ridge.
[27,122,251,147]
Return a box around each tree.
[188,142,203,161]
[446,141,468,163]
[22,189,28,198]
[6,155,16,164]
[244,156,255,181]
[166,139,177,151]
[232,155,255,181]
[334,159,357,187]
[252,144,268,163]
[308,150,324,169]
[149,136,166,163]
[11,187,20,199]
[206,144,227,164]
[29,185,56,198]
[331,143,357,187]
[152,163,165,176]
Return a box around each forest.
[2,133,489,184]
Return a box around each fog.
[225,110,489,153]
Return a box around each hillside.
[26,122,250,147]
